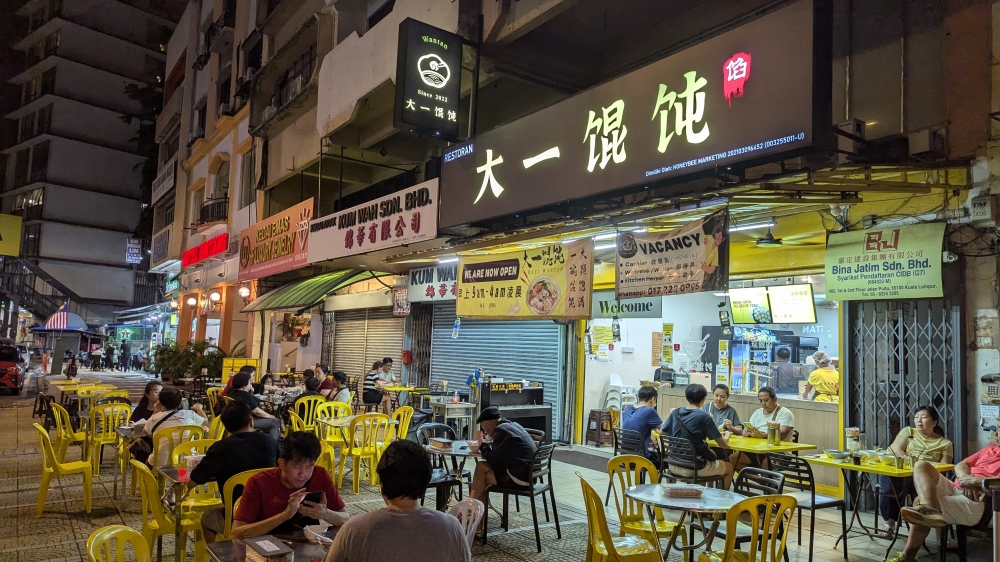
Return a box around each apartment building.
[1,0,185,323]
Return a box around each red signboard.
[182,232,229,268]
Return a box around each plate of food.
[526,275,560,315]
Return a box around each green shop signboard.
[825,223,945,301]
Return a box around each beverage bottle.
[452,318,461,338]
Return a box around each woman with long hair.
[131,380,163,423]
[879,405,953,536]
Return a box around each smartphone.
[743,423,755,433]
[304,491,323,504]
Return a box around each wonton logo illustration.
[418,54,450,88]
[297,207,312,250]
[722,52,752,107]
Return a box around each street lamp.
[238,285,251,299]
[186,297,197,307]
[209,291,221,303]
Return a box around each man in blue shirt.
[621,386,663,462]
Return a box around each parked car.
[15,344,29,365]
[0,345,26,394]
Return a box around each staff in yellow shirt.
[802,350,840,402]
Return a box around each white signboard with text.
[407,263,457,302]
[308,179,438,263]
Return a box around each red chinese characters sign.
[308,179,438,263]
[238,198,314,281]
[181,232,229,268]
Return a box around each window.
[191,187,204,223]
[13,189,44,211]
[40,68,56,97]
[36,105,52,135]
[164,202,175,225]
[29,141,49,183]
[367,0,395,30]
[268,44,315,110]
[19,114,35,143]
[21,224,41,257]
[240,150,255,208]
[13,149,29,189]
[43,31,60,58]
[212,162,230,200]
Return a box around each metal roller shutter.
[331,308,404,379]
[431,302,566,438]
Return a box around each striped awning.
[241,269,388,314]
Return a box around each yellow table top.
[707,435,816,454]
[381,386,415,392]
[803,453,955,477]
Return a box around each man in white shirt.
[731,386,794,470]
[379,357,398,384]
[144,386,208,465]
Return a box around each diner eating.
[470,406,537,501]
[621,385,662,462]
[232,432,350,538]
[143,386,207,464]
[227,371,283,441]
[661,384,734,489]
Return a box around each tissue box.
[244,536,293,562]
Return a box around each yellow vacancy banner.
[0,214,23,257]
[456,239,594,319]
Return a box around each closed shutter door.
[331,308,404,380]
[431,302,565,438]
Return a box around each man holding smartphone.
[232,432,350,538]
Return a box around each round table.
[625,484,746,560]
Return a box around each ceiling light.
[594,243,617,250]
[186,297,197,307]
[713,292,730,297]
[170,300,179,309]
[437,258,458,263]
[561,239,578,244]
[632,228,647,233]
[729,221,776,233]
[209,291,221,302]
[593,233,617,241]
[238,286,251,299]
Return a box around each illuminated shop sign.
[393,18,464,141]
[182,232,229,268]
[439,0,832,228]
[238,199,313,281]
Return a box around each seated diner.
[621,385,662,462]
[470,406,537,501]
[142,386,208,465]
[227,371,283,441]
[661,384,733,489]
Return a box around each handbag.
[667,409,717,463]
[129,409,179,457]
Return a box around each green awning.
[241,269,388,313]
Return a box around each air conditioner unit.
[262,105,276,121]
[289,76,304,98]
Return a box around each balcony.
[156,85,183,142]
[17,204,43,221]
[208,4,236,54]
[199,196,228,224]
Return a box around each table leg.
[172,482,185,558]
[112,433,120,500]
[881,477,909,559]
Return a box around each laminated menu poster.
[616,210,729,300]
[456,239,594,319]
[825,222,944,300]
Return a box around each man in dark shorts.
[470,407,537,499]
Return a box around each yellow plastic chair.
[52,403,87,462]
[315,401,352,444]
[317,441,337,475]
[378,406,413,455]
[288,410,308,433]
[607,455,686,549]
[220,468,269,541]
[131,460,206,562]
[205,387,223,414]
[150,424,205,467]
[171,439,222,515]
[88,403,131,475]
[87,524,151,562]
[207,415,226,440]
[97,390,131,401]
[292,395,326,432]
[34,423,92,516]
[336,413,389,494]
[579,473,659,562]
[697,495,797,562]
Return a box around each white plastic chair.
[448,498,485,547]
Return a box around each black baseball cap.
[476,407,501,423]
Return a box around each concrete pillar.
[178,292,195,346]
[217,285,236,353]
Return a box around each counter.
[656,387,842,490]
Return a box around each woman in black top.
[130,380,163,422]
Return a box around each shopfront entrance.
[329,307,404,380]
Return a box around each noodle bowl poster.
[456,239,594,319]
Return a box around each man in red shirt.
[232,432,350,538]
[891,428,1000,562]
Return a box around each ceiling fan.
[756,229,783,248]
[754,228,826,249]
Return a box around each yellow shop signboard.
[456,239,594,319]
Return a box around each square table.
[207,530,335,562]
[803,453,955,558]
[426,440,480,509]
[155,464,194,556]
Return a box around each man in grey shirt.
[326,440,471,562]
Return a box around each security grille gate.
[430,302,566,440]
[845,299,964,461]
[330,308,404,379]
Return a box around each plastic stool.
[584,409,613,447]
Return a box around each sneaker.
[884,552,905,562]
[900,504,947,528]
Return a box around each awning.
[241,269,388,314]
[113,302,172,323]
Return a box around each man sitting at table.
[232,431,350,538]
[660,384,733,489]
[889,427,1000,562]
[470,406,537,501]
[326,440,471,562]
[228,371,282,441]
[189,401,279,541]
[731,386,795,469]
[143,386,208,465]
[296,374,323,400]
[622,385,662,462]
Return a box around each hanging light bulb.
[170,300,179,309]
[209,291,221,303]
[186,297,197,307]
[238,285,251,299]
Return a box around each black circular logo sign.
[617,232,638,258]
[239,235,251,269]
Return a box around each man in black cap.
[470,406,538,501]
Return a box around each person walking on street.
[120,341,132,371]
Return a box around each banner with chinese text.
[825,222,944,300]
[407,263,457,302]
[456,239,593,319]
[308,179,438,263]
[616,210,729,299]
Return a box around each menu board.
[456,239,594,319]
[729,287,772,324]
[767,283,817,323]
